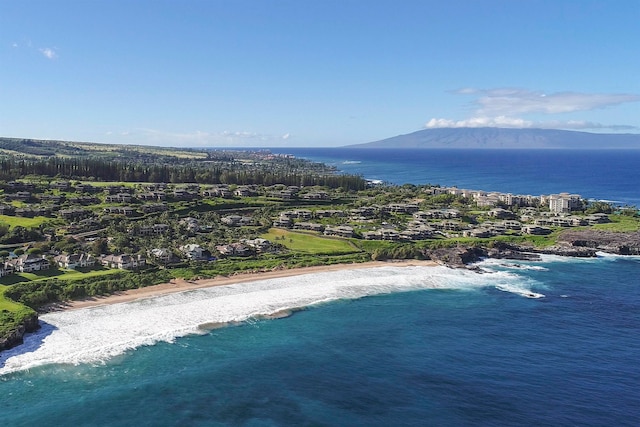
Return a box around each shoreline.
[44,260,438,312]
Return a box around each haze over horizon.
[1,0,639,147]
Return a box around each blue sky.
[1,0,639,147]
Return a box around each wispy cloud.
[425,116,638,131]
[426,87,640,131]
[471,89,640,115]
[39,47,58,59]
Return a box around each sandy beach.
[52,260,438,312]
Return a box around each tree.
[91,238,109,256]
[586,201,613,214]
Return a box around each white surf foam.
[0,265,539,375]
[477,258,549,271]
[595,251,640,261]
[494,284,545,299]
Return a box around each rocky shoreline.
[423,229,640,267]
[0,314,40,352]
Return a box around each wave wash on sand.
[0,263,541,375]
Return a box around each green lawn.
[0,284,25,311]
[0,266,122,285]
[592,215,640,232]
[262,228,359,254]
[0,215,51,229]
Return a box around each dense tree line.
[4,270,174,309]
[0,157,366,190]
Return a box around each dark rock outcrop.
[0,314,40,352]
[423,246,486,267]
[558,230,640,255]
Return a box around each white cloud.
[39,47,57,59]
[426,87,640,131]
[425,116,533,129]
[470,88,640,115]
[425,116,637,131]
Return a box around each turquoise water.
[2,149,640,426]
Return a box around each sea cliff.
[0,313,40,352]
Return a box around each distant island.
[347,127,640,149]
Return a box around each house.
[54,253,96,269]
[59,208,91,220]
[50,181,71,190]
[203,185,233,198]
[302,191,329,200]
[323,225,355,238]
[362,228,401,241]
[104,185,132,195]
[141,203,169,213]
[179,244,206,260]
[463,228,494,238]
[294,222,325,232]
[350,206,378,219]
[150,248,173,264]
[138,192,166,201]
[172,189,197,200]
[241,238,273,253]
[522,225,552,235]
[272,217,293,228]
[103,206,136,216]
[0,204,16,215]
[101,254,146,270]
[105,193,133,203]
[74,183,99,193]
[270,189,296,200]
[488,208,515,219]
[0,262,15,277]
[385,203,420,214]
[314,209,346,218]
[234,186,257,197]
[221,215,254,227]
[13,191,32,201]
[291,209,312,219]
[215,243,251,257]
[7,254,51,273]
[585,213,610,225]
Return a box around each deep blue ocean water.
[271,148,640,207]
[1,149,640,426]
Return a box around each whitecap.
[495,284,545,299]
[0,265,538,375]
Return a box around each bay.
[1,149,639,426]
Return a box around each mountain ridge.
[347,128,640,149]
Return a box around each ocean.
[1,149,639,426]
[271,148,640,207]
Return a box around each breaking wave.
[0,265,542,375]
